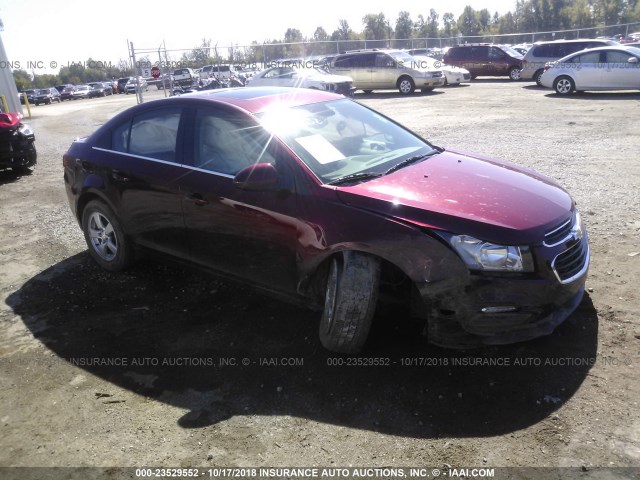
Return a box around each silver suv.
[522,38,619,84]
[329,49,444,94]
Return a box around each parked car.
[246,65,355,96]
[199,64,237,80]
[443,44,524,80]
[87,82,109,98]
[412,56,471,85]
[72,85,91,99]
[540,45,640,95]
[124,77,149,94]
[521,38,620,85]
[102,81,115,95]
[33,87,62,105]
[19,89,38,105]
[0,112,36,174]
[117,77,130,94]
[60,86,76,101]
[63,87,589,354]
[172,68,195,86]
[330,49,445,94]
[55,84,74,94]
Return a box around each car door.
[489,47,508,75]
[179,106,300,293]
[92,105,189,258]
[573,51,604,88]
[371,53,397,89]
[603,49,640,89]
[466,46,488,76]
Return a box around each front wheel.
[397,76,415,95]
[82,200,133,272]
[508,66,521,81]
[534,69,545,86]
[319,251,380,354]
[11,166,33,175]
[554,76,575,95]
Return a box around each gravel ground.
[0,82,639,478]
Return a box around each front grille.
[544,213,574,246]
[545,210,589,284]
[552,239,589,284]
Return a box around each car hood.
[332,149,573,244]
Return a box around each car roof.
[533,38,617,45]
[567,45,639,53]
[161,87,343,114]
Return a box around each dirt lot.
[0,83,639,477]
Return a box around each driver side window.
[193,108,276,175]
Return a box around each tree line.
[14,0,640,89]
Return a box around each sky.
[0,0,517,73]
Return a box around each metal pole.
[130,42,143,104]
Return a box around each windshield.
[259,99,437,184]
[501,46,524,58]
[389,51,416,64]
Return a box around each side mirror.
[628,57,638,63]
[233,163,279,191]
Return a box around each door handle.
[186,193,209,206]
[111,170,130,182]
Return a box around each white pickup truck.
[172,68,195,86]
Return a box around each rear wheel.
[554,76,574,95]
[397,76,415,95]
[508,66,521,81]
[82,200,133,272]
[319,251,380,354]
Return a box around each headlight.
[448,234,534,272]
[19,124,34,136]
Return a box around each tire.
[554,76,574,95]
[319,251,380,354]
[397,76,415,95]
[82,200,133,272]
[534,69,544,86]
[508,66,521,81]
[11,166,33,175]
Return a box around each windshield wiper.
[327,172,383,186]
[384,150,441,176]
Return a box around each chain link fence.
[131,21,640,73]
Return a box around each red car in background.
[63,87,589,353]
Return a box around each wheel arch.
[76,188,117,227]
[301,243,425,306]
